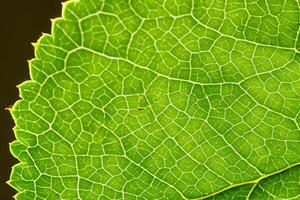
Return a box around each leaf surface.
[10,0,300,199]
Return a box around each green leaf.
[9,0,300,199]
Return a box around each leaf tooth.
[6,180,12,186]
[50,18,59,24]
[4,106,12,112]
[49,18,61,33]
[16,81,30,89]
[30,42,37,48]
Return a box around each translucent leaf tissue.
[9,0,300,199]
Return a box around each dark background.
[0,0,63,198]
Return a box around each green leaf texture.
[9,0,300,199]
